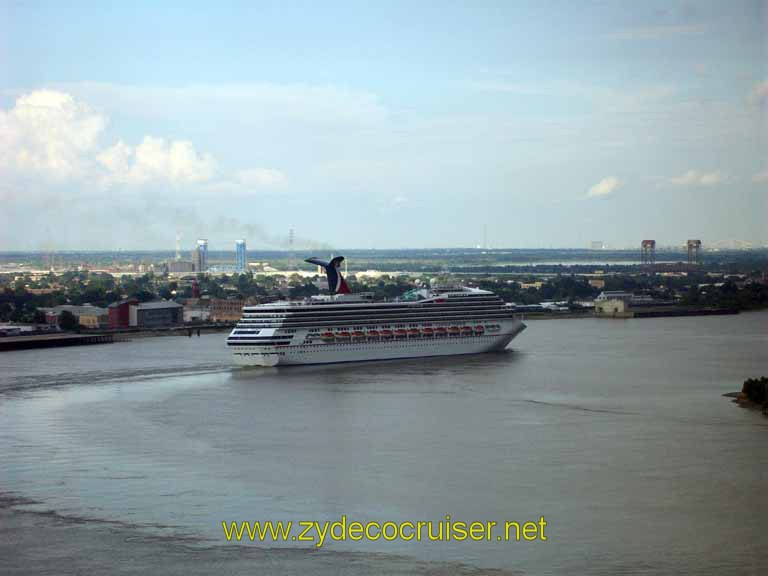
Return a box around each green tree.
[58,310,79,331]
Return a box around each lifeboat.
[394,329,407,337]
[434,327,447,335]
[367,330,380,338]
[336,331,351,338]
[380,329,393,337]
[352,330,365,338]
[474,325,485,333]
[321,331,335,340]
[447,326,460,334]
[461,326,473,333]
[407,328,420,336]
[421,327,434,335]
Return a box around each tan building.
[41,305,108,328]
[595,298,632,318]
[210,298,249,322]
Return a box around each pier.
[0,333,114,352]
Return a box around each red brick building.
[108,298,138,329]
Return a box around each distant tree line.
[2,267,767,323]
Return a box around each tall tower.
[175,231,182,261]
[641,240,656,271]
[288,228,295,271]
[687,239,701,267]
[195,239,208,272]
[235,239,247,272]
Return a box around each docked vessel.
[227,256,526,366]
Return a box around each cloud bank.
[0,89,283,192]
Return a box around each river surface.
[1,312,767,575]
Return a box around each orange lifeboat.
[367,330,380,338]
[461,326,473,334]
[407,328,420,336]
[380,329,393,337]
[434,327,447,335]
[321,331,335,340]
[474,325,485,333]
[447,326,460,334]
[394,329,407,337]
[336,331,351,339]
[421,327,434,335]
[352,330,365,338]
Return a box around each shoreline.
[723,391,768,414]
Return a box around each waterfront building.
[41,305,109,328]
[183,297,211,323]
[235,240,247,272]
[595,291,655,306]
[595,291,633,302]
[595,298,632,318]
[128,301,183,328]
[210,298,255,322]
[108,298,139,329]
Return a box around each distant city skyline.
[1,1,766,250]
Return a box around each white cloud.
[587,176,621,198]
[1,89,280,192]
[98,137,216,186]
[666,170,727,187]
[0,89,106,179]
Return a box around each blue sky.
[1,1,766,250]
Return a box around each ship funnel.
[305,256,351,295]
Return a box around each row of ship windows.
[233,323,504,335]
[236,314,514,327]
[240,307,505,319]
[230,334,499,347]
[235,323,500,332]
[240,301,504,313]
[241,297,502,313]
[233,338,499,353]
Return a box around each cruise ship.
[227,256,526,366]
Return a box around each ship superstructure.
[227,256,525,366]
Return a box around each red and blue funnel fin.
[305,256,350,295]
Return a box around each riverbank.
[0,333,114,351]
[0,325,233,350]
[725,377,768,415]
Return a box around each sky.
[0,0,766,251]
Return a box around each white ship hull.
[231,320,526,367]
